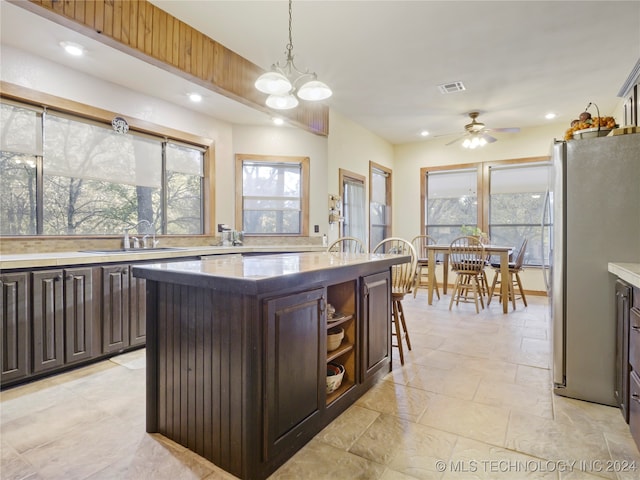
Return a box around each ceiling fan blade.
[445,135,467,146]
[481,133,497,143]
[432,130,465,138]
[488,127,520,133]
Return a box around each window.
[339,169,366,246]
[369,162,392,248]
[236,155,309,235]
[425,167,479,245]
[421,158,550,266]
[489,163,550,265]
[0,100,205,236]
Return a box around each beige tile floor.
[2,292,640,480]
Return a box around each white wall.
[327,110,394,246]
[231,125,329,238]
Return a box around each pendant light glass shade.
[257,0,331,109]
[266,93,299,110]
[255,71,292,96]
[297,80,332,101]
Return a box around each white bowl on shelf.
[327,327,344,352]
[326,363,345,394]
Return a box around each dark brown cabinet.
[138,253,403,480]
[264,288,324,461]
[101,264,131,353]
[0,272,30,383]
[361,272,391,381]
[101,264,147,352]
[32,270,65,373]
[615,277,640,451]
[32,268,94,374]
[64,268,95,364]
[128,268,146,347]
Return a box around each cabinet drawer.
[629,371,640,451]
[630,307,640,373]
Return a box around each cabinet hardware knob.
[632,393,640,403]
[320,296,326,313]
[632,326,640,332]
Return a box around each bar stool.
[372,237,417,365]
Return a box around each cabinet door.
[361,271,391,379]
[1,272,30,383]
[264,288,324,461]
[616,280,632,422]
[102,265,130,353]
[129,268,146,346]
[32,270,65,373]
[64,267,94,364]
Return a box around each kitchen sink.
[81,247,187,254]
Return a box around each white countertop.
[608,263,640,289]
[0,245,326,269]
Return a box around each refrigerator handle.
[541,189,550,293]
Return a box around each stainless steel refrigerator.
[545,133,640,406]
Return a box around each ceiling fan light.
[255,71,292,95]
[462,138,471,148]
[266,93,299,110]
[297,80,332,101]
[479,137,487,146]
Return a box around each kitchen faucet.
[123,219,158,249]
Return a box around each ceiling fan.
[445,112,520,147]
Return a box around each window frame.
[235,154,310,237]
[339,168,367,248]
[0,86,214,237]
[369,161,392,249]
[421,156,549,263]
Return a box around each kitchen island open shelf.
[133,251,403,480]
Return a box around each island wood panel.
[21,0,329,136]
[150,280,256,478]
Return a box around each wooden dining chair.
[410,235,440,299]
[488,238,528,310]
[372,237,417,365]
[448,236,486,313]
[327,236,366,253]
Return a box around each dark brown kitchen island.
[132,251,407,480]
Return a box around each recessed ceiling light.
[545,112,557,120]
[60,41,85,56]
[273,117,285,126]
[188,93,202,102]
[420,130,430,137]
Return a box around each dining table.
[425,244,513,314]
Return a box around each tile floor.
[2,292,640,480]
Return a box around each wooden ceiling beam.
[12,0,329,136]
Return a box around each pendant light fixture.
[255,0,332,110]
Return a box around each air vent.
[438,81,466,94]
